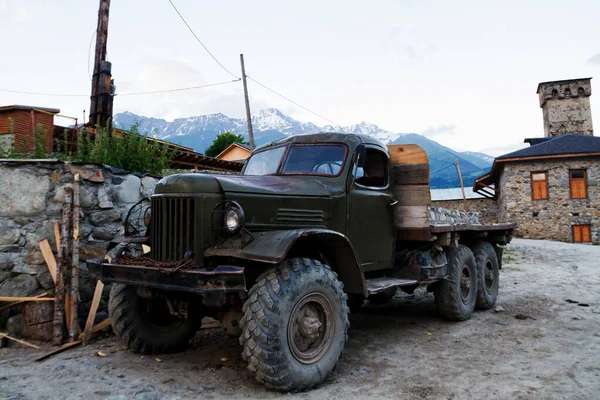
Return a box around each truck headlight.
[224,203,244,235]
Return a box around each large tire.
[367,287,397,305]
[108,284,202,354]
[239,258,349,392]
[472,241,500,310]
[434,245,478,321]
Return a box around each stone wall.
[429,206,480,225]
[498,157,600,243]
[538,78,593,137]
[0,160,160,332]
[431,198,497,224]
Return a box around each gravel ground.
[1,238,599,400]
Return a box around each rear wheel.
[434,245,478,321]
[239,258,349,392]
[108,284,202,354]
[472,241,499,310]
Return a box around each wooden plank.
[0,296,55,302]
[91,318,111,333]
[69,173,80,343]
[387,144,428,165]
[35,341,81,362]
[392,164,430,185]
[0,332,40,349]
[39,240,57,285]
[396,205,430,228]
[0,292,49,312]
[393,184,431,206]
[82,281,104,344]
[53,221,60,252]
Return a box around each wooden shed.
[0,105,59,153]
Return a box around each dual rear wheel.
[434,242,500,321]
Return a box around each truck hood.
[215,175,340,197]
[154,173,222,195]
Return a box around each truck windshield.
[281,144,346,176]
[244,146,286,175]
[243,144,347,176]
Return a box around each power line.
[166,0,240,80]
[87,30,96,80]
[119,79,240,96]
[247,76,340,126]
[0,79,240,97]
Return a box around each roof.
[0,105,60,114]
[255,132,387,152]
[497,134,600,160]
[431,187,487,201]
[215,142,252,159]
[536,77,592,93]
[523,137,551,146]
[473,134,600,195]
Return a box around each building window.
[569,170,587,199]
[531,172,548,200]
[572,224,591,243]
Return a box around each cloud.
[113,60,270,121]
[587,53,600,65]
[421,124,457,138]
[477,142,527,157]
[0,0,32,23]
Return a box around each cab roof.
[254,132,388,153]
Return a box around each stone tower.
[537,77,593,137]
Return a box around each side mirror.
[355,144,366,168]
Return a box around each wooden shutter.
[570,170,587,199]
[573,225,592,243]
[531,172,548,200]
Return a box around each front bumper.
[86,258,246,294]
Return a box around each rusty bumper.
[86,259,246,294]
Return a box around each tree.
[205,131,249,157]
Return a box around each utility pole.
[89,0,114,129]
[240,54,255,150]
[455,158,469,211]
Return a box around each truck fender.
[204,229,366,296]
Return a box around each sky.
[2,0,600,155]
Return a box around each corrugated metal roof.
[431,187,487,201]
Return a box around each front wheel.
[434,245,478,321]
[108,284,202,354]
[239,258,349,392]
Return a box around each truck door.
[346,146,396,272]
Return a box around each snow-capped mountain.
[113,109,493,188]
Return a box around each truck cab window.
[355,149,388,188]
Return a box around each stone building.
[474,78,600,244]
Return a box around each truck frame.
[88,132,515,392]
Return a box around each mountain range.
[113,109,492,189]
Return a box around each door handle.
[389,200,398,207]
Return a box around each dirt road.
[1,239,599,399]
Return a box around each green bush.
[55,123,175,175]
[205,131,249,157]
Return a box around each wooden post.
[240,54,255,151]
[89,0,113,128]
[53,187,72,345]
[69,174,80,342]
[455,158,469,212]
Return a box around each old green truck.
[88,132,515,392]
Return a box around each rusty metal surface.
[86,258,246,294]
[366,277,418,295]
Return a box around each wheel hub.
[460,265,473,303]
[288,293,335,364]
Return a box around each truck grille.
[150,197,196,261]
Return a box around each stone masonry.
[497,157,599,244]
[537,78,593,137]
[0,160,159,333]
[431,198,497,224]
